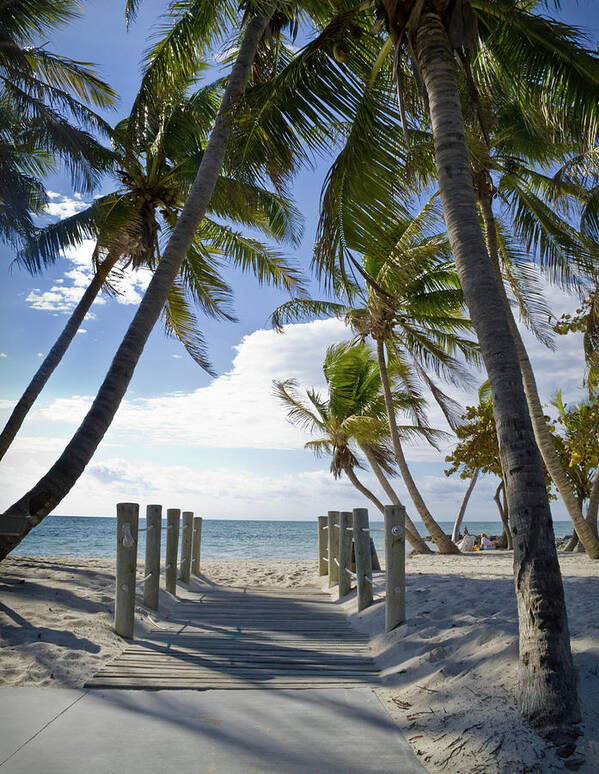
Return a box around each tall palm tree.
[0,3,292,556]
[274,201,479,553]
[275,341,444,553]
[0,0,117,243]
[374,0,596,730]
[249,0,596,728]
[0,78,301,461]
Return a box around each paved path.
[87,584,380,689]
[0,583,427,772]
[0,687,426,773]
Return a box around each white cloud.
[44,193,88,220]
[25,236,152,314]
[172,354,182,359]
[0,353,7,358]
[1,274,586,522]
[77,328,87,335]
[37,352,43,357]
[36,318,351,450]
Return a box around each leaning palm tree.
[249,2,599,727]
[274,201,479,553]
[0,77,301,462]
[0,0,117,243]
[275,341,446,553]
[0,2,299,557]
[369,1,598,729]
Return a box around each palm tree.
[371,1,589,730]
[0,3,291,556]
[274,201,479,553]
[252,0,593,728]
[275,341,443,554]
[0,0,117,243]
[0,78,301,461]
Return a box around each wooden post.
[338,511,353,599]
[144,504,161,611]
[385,504,406,632]
[327,511,340,588]
[317,516,328,576]
[115,502,139,639]
[353,508,373,611]
[192,516,203,576]
[179,511,194,583]
[165,508,180,595]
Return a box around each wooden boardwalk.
[87,584,380,690]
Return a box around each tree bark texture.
[362,445,433,553]
[415,13,579,728]
[451,468,479,543]
[0,250,119,462]
[0,11,273,560]
[479,188,599,559]
[375,337,460,553]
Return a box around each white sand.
[342,552,599,774]
[1,552,597,773]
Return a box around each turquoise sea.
[13,515,576,560]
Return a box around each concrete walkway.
[0,686,427,773]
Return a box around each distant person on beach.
[480,533,495,550]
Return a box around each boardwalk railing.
[114,501,203,639]
[317,504,406,632]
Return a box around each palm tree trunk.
[451,468,479,543]
[478,187,599,559]
[0,11,273,561]
[361,445,433,553]
[502,479,513,550]
[375,337,459,554]
[415,13,578,730]
[564,532,579,552]
[586,466,599,540]
[0,250,118,463]
[343,464,385,513]
[493,479,513,550]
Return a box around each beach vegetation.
[0,0,116,245]
[0,75,302,462]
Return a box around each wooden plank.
[91,575,379,690]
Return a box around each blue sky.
[0,1,597,521]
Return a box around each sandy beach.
[1,552,597,773]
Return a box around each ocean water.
[12,515,576,560]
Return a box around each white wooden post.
[353,508,373,611]
[165,508,180,595]
[317,516,328,576]
[327,511,340,588]
[338,511,353,599]
[180,511,194,583]
[385,504,406,631]
[144,504,161,610]
[192,516,203,576]
[115,502,139,638]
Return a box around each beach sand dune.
[1,552,597,773]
